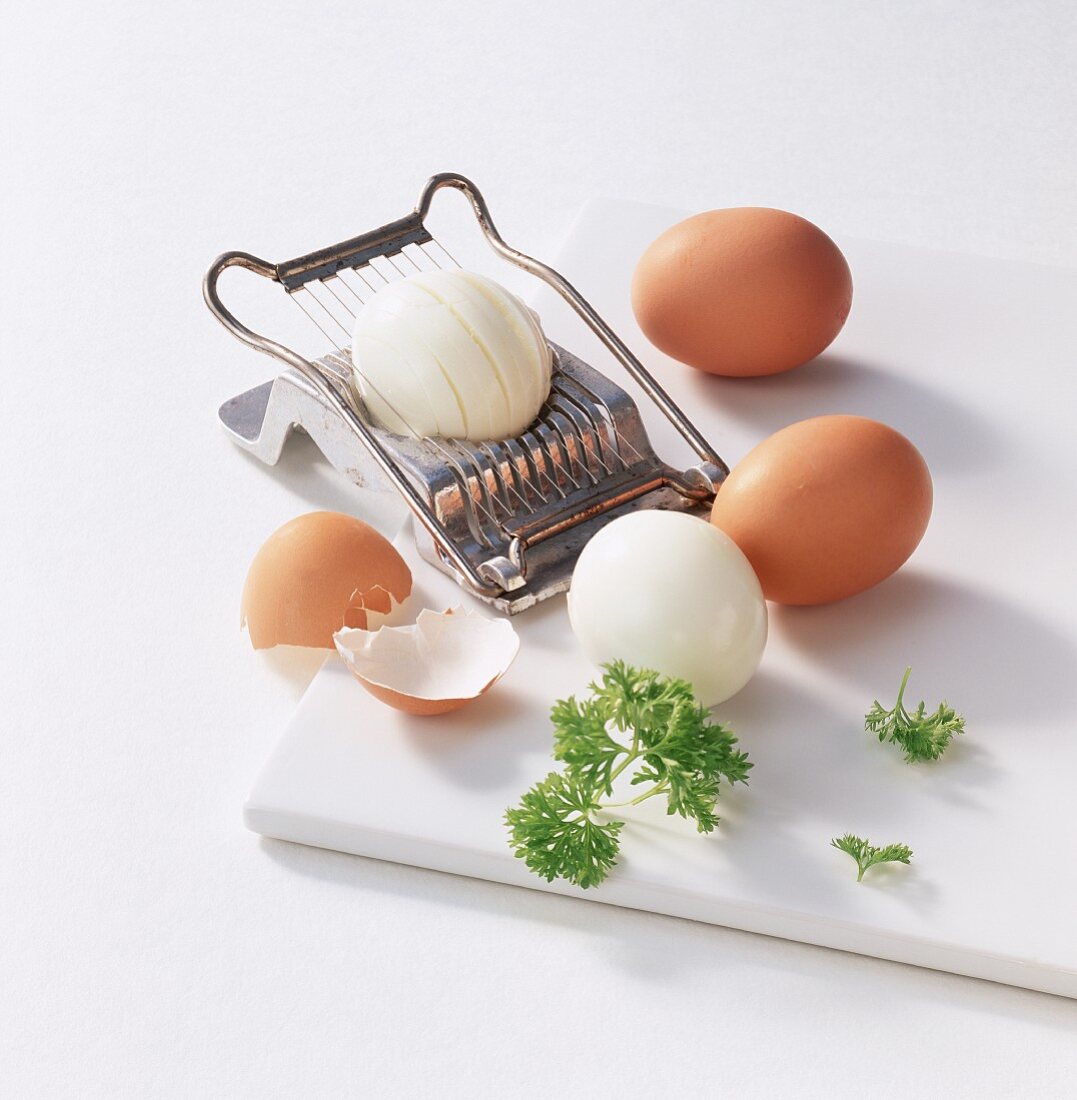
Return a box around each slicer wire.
[294,301,564,543]
[284,237,645,530]
[289,293,512,540]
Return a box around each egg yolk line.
[353,327,456,438]
[374,292,477,439]
[457,271,551,414]
[411,278,518,434]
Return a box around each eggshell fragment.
[710,415,932,605]
[241,512,412,649]
[334,608,520,716]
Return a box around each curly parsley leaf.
[504,772,624,889]
[507,662,751,888]
[631,688,750,833]
[550,695,626,797]
[866,666,965,763]
[831,833,913,882]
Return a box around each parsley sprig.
[831,834,913,882]
[505,662,751,889]
[865,666,965,763]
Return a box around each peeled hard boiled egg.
[710,415,932,605]
[631,208,852,377]
[241,511,412,649]
[568,511,767,706]
[351,270,553,441]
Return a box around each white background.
[2,2,1075,1097]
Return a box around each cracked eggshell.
[333,607,520,716]
[241,511,412,649]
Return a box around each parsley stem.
[607,745,639,786]
[896,666,913,712]
[601,781,669,809]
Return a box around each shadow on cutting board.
[680,352,1004,475]
[712,670,946,922]
[772,570,1074,726]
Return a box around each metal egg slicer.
[204,174,727,614]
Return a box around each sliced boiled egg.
[351,270,552,441]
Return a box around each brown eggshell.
[710,416,932,605]
[356,680,487,717]
[241,511,412,649]
[631,208,853,377]
[333,607,520,717]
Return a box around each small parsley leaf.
[866,666,965,763]
[831,833,913,882]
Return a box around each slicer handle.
[202,251,307,373]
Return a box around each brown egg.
[241,511,412,649]
[710,416,932,605]
[631,208,853,377]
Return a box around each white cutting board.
[245,200,1077,998]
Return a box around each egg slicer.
[204,173,727,613]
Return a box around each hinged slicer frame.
[203,173,727,613]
